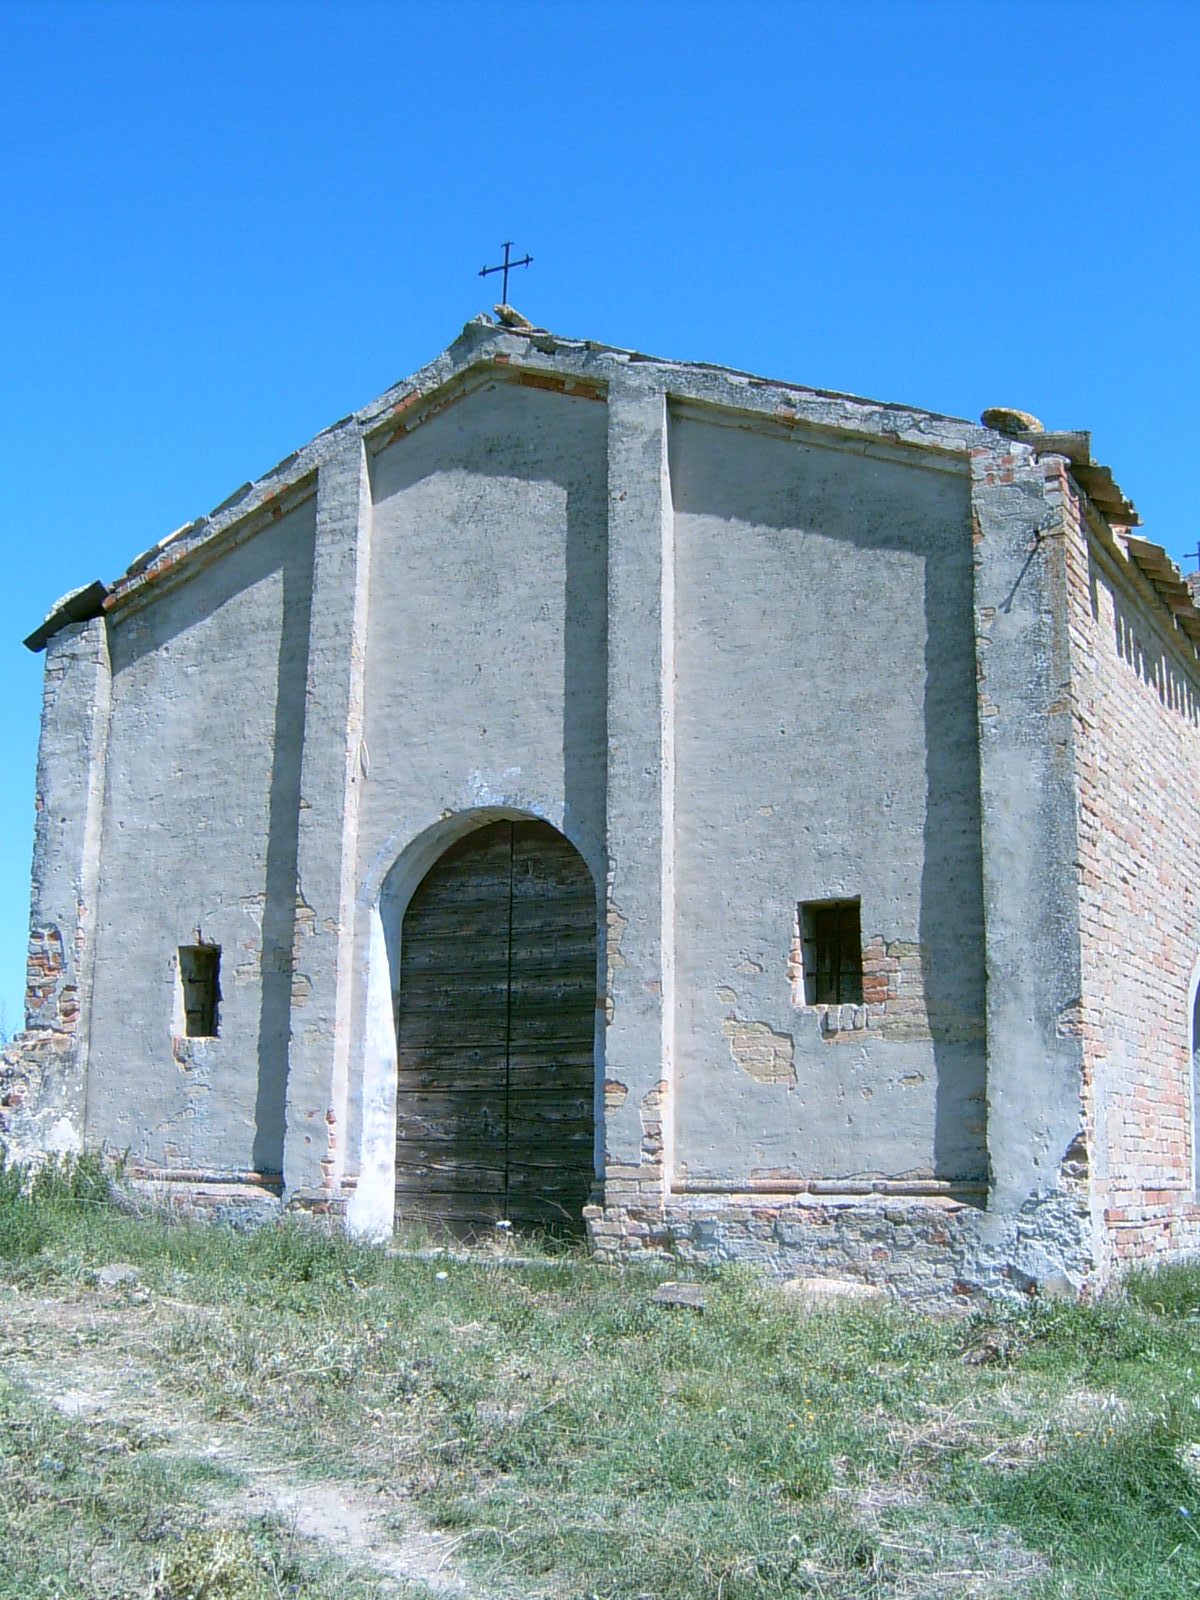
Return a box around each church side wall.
[668,411,986,1191]
[1059,465,1200,1271]
[83,500,317,1184]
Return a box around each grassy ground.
[2,1157,1200,1598]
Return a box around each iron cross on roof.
[1183,543,1200,573]
[479,241,532,304]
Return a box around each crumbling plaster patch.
[720,1012,796,1086]
[25,925,76,1032]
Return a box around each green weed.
[0,1147,113,1261]
[1126,1260,1200,1320]
[960,1412,1200,1598]
[153,1526,273,1600]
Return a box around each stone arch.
[347,808,602,1238]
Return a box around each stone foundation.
[0,1029,81,1168]
[586,1183,1099,1306]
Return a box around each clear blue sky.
[2,0,1198,1032]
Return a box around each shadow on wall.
[1108,579,1200,726]
[922,530,988,1183]
[253,538,314,1173]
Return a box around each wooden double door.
[394,820,597,1233]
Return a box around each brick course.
[1059,460,1200,1270]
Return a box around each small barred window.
[799,900,863,1006]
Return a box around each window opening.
[800,900,863,1006]
[179,945,221,1037]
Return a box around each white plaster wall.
[84,502,317,1173]
[669,412,986,1185]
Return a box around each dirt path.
[0,1283,475,1597]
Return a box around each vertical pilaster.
[25,616,111,1149]
[971,443,1087,1213]
[282,433,373,1198]
[344,906,399,1239]
[597,380,675,1230]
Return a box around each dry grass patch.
[5,1156,1200,1597]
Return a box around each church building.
[6,310,1200,1300]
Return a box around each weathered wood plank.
[396,1058,592,1083]
[396,1106,595,1136]
[395,1138,593,1172]
[396,1120,595,1150]
[397,1011,599,1046]
[396,1091,594,1121]
[394,1160,506,1188]
[401,1068,593,1091]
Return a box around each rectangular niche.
[178,944,221,1038]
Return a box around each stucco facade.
[5,313,1199,1301]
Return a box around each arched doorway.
[393,818,596,1233]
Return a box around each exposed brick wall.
[24,924,77,1034]
[784,927,983,1043]
[587,1078,669,1232]
[1058,460,1200,1269]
